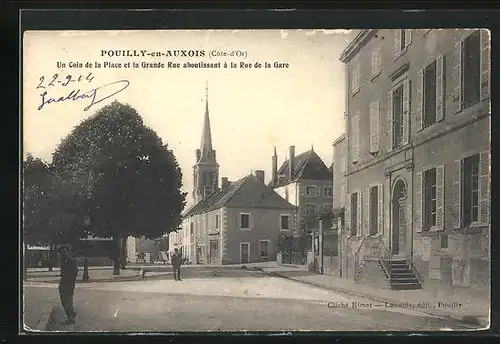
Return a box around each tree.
[51,101,187,275]
[23,155,84,274]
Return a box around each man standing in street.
[171,248,182,281]
[57,246,79,325]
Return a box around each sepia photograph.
[21,28,490,332]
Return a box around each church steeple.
[199,81,214,161]
[193,82,219,204]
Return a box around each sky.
[23,29,356,208]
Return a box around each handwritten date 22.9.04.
[36,73,95,89]
[37,80,130,112]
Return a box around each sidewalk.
[259,264,490,327]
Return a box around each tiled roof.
[269,149,333,188]
[184,174,295,217]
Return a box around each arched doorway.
[392,179,408,257]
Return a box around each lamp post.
[82,216,91,282]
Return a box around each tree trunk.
[120,236,126,269]
[113,236,120,275]
[48,244,54,272]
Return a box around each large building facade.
[338,29,490,291]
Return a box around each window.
[417,56,445,132]
[424,61,437,127]
[399,30,407,51]
[392,84,404,149]
[350,193,358,236]
[215,214,219,229]
[462,31,481,109]
[278,175,286,184]
[371,48,381,78]
[259,240,270,257]
[305,203,317,217]
[351,63,360,95]
[463,154,480,226]
[323,203,333,214]
[239,213,250,229]
[423,168,437,230]
[324,187,333,197]
[306,186,317,197]
[440,235,448,249]
[369,186,378,235]
[190,222,194,235]
[454,30,490,114]
[415,166,444,233]
[280,215,290,230]
[395,29,412,58]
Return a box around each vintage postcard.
[22,29,491,332]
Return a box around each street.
[24,267,478,332]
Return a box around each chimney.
[221,177,229,190]
[272,147,278,185]
[289,146,295,181]
[196,149,201,162]
[254,170,265,184]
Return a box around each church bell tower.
[193,82,219,204]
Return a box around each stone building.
[338,29,490,291]
[269,146,334,238]
[183,172,296,264]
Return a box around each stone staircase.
[379,259,422,290]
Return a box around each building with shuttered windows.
[337,29,490,291]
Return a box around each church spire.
[200,81,214,160]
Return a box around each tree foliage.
[51,101,187,244]
[23,155,84,247]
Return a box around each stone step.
[389,277,419,284]
[390,282,422,290]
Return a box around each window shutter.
[405,29,412,47]
[238,214,242,229]
[249,213,254,229]
[384,178,391,236]
[416,69,424,132]
[370,100,380,153]
[453,41,462,114]
[436,54,445,122]
[377,48,382,74]
[480,29,491,101]
[377,184,383,235]
[364,188,370,236]
[415,172,423,233]
[345,192,351,234]
[316,188,321,197]
[402,79,410,145]
[352,112,360,162]
[436,165,445,230]
[371,49,377,77]
[356,191,362,237]
[394,30,402,57]
[452,159,462,229]
[387,90,393,152]
[479,151,490,226]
